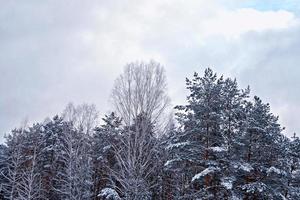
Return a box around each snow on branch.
[98,188,121,200]
[192,167,220,182]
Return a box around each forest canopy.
[0,61,299,200]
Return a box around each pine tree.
[39,115,64,199]
[168,68,229,199]
[285,134,300,199]
[1,66,299,200]
[52,121,79,199]
[92,112,122,199]
[76,130,93,200]
[235,96,286,199]
[220,78,250,156]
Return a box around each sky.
[1,0,300,142]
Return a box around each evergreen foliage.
[0,67,298,200]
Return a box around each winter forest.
[0,61,299,200]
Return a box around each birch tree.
[1,120,28,200]
[110,61,170,199]
[17,124,43,200]
[62,103,99,135]
[60,103,97,199]
[111,60,170,134]
[18,146,41,200]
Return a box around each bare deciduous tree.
[62,103,99,135]
[60,103,96,199]
[111,60,171,134]
[1,121,28,200]
[18,145,42,200]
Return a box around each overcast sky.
[1,0,300,142]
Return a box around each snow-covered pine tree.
[220,77,250,156]
[39,115,64,199]
[75,129,93,200]
[161,123,183,200]
[0,66,298,200]
[92,112,122,199]
[166,68,230,199]
[285,134,300,199]
[212,77,250,199]
[52,120,79,199]
[235,96,286,199]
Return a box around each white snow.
[240,163,253,172]
[44,164,51,168]
[39,126,45,132]
[164,158,181,167]
[221,177,235,190]
[267,166,285,175]
[208,146,227,152]
[98,188,120,200]
[103,145,112,151]
[221,181,233,190]
[279,194,288,200]
[192,167,220,182]
[166,141,190,150]
[231,194,242,200]
[292,169,300,177]
[233,162,253,172]
[241,182,267,193]
[97,156,103,160]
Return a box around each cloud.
[201,8,296,38]
[233,27,300,136]
[0,0,299,141]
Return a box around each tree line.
[0,61,299,200]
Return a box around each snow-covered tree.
[53,119,93,199]
[112,113,161,199]
[52,121,79,199]
[92,112,122,199]
[2,128,25,200]
[164,68,290,199]
[110,61,170,199]
[38,115,64,199]
[98,188,120,200]
[62,103,97,199]
[166,69,230,199]
[285,134,300,199]
[0,144,8,197]
[0,65,298,199]
[235,96,286,199]
[17,124,43,200]
[220,77,250,156]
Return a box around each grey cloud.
[235,27,300,136]
[144,26,300,136]
[0,0,299,142]
[0,1,113,140]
